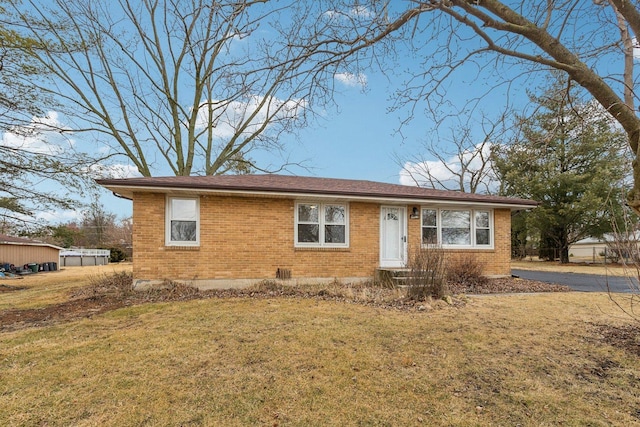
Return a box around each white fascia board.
[105,185,536,210]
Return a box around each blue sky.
[97,72,435,219]
[93,67,498,220]
[4,46,528,225]
[4,0,619,225]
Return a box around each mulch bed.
[449,277,570,294]
[0,276,571,332]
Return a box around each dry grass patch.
[0,263,132,311]
[1,291,639,426]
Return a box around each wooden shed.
[0,234,62,268]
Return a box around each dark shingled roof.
[96,174,537,208]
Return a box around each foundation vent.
[275,268,292,280]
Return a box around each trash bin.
[28,263,38,273]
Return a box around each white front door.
[380,206,407,267]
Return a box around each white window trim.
[165,196,200,246]
[295,201,349,248]
[421,207,494,249]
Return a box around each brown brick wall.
[133,193,381,281]
[132,194,512,282]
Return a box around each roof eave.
[0,241,64,250]
[101,183,537,210]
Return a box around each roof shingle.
[96,174,537,207]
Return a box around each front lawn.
[1,275,639,425]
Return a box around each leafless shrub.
[606,210,640,319]
[405,245,448,300]
[142,280,201,300]
[252,279,287,292]
[446,254,488,292]
[72,271,135,299]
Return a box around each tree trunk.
[559,228,570,264]
[629,129,640,213]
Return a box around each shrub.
[405,245,448,300]
[252,280,286,292]
[446,254,487,291]
[72,271,135,299]
[108,247,127,262]
[144,280,201,299]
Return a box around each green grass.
[1,290,639,426]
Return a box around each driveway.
[512,269,639,293]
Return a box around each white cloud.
[349,5,373,18]
[34,208,83,223]
[86,163,142,179]
[400,159,461,188]
[324,5,373,20]
[1,111,74,156]
[334,72,368,88]
[195,95,307,139]
[400,143,498,193]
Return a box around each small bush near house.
[108,247,127,263]
[405,245,448,300]
[85,271,135,297]
[252,279,288,293]
[446,254,488,291]
[78,270,135,298]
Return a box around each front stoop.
[375,268,413,288]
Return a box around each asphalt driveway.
[512,269,639,293]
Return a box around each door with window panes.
[380,206,407,267]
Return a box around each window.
[442,210,471,245]
[421,208,492,248]
[475,211,491,246]
[296,202,348,247]
[166,197,199,246]
[422,209,438,244]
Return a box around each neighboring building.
[97,174,537,289]
[0,234,62,269]
[569,237,609,262]
[570,233,640,263]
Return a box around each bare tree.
[79,198,117,248]
[400,113,507,194]
[11,1,640,207]
[12,0,350,177]
[0,1,96,226]
[283,1,640,212]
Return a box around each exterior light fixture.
[410,206,420,219]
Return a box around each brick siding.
[132,193,512,283]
